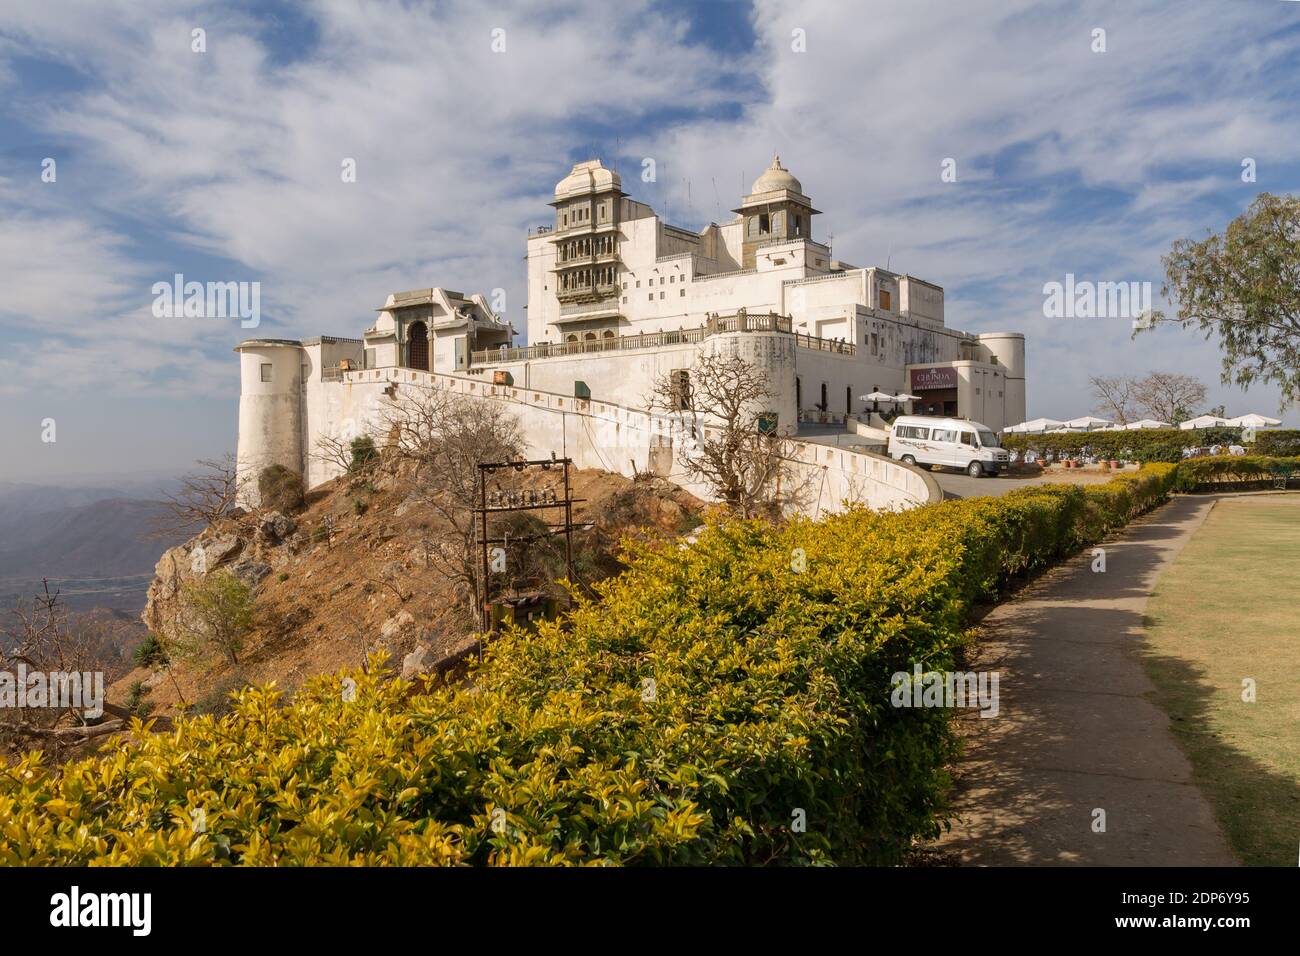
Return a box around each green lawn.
[1142,495,1300,866]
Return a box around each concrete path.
[936,495,1238,865]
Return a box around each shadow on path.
[935,495,1240,865]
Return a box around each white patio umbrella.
[1225,413,1282,427]
[860,391,897,402]
[1007,417,1064,434]
[1064,415,1113,431]
[892,392,920,402]
[1124,419,1172,430]
[1179,415,1231,430]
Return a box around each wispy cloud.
[1,0,1299,477]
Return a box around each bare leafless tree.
[377,387,525,605]
[311,432,380,479]
[1089,375,1137,425]
[311,433,355,476]
[1130,371,1209,425]
[150,453,247,539]
[648,350,799,518]
[1,582,136,754]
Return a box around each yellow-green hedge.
[0,465,1177,866]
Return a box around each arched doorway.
[407,321,429,371]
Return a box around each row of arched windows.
[559,266,617,291]
[564,330,617,343]
[559,234,615,262]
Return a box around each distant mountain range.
[0,478,192,614]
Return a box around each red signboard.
[910,366,959,391]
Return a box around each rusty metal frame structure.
[472,454,586,637]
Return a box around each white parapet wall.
[237,362,941,515]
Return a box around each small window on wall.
[670,369,691,410]
[365,348,376,369]
[260,363,272,382]
[879,290,892,311]
[759,213,770,233]
[680,289,685,297]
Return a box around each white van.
[887,415,1010,477]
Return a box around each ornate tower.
[733,155,821,269]
[547,160,625,336]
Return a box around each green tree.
[1152,193,1300,407]
[348,435,379,473]
[172,571,257,665]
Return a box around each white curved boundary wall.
[238,364,940,515]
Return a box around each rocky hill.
[117,465,704,719]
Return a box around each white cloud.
[1,0,1298,432]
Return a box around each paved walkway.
[936,495,1238,865]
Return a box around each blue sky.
[2,0,1299,480]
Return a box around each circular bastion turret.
[235,339,306,506]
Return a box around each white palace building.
[236,156,1026,511]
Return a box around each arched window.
[583,331,597,341]
[566,333,579,343]
[407,321,429,371]
[601,329,615,339]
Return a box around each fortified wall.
[235,333,939,516]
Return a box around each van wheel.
[901,455,917,466]
[967,461,984,478]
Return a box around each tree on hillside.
[312,433,380,478]
[170,570,257,666]
[648,351,804,518]
[377,389,525,607]
[151,454,246,539]
[1,582,138,752]
[1149,192,1300,408]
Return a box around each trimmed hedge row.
[0,465,1178,866]
[1173,455,1300,491]
[1255,430,1300,457]
[1002,427,1244,462]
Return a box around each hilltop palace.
[236,156,1026,511]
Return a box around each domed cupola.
[749,155,802,196]
[553,159,623,201]
[732,154,821,269]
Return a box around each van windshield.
[977,429,999,447]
